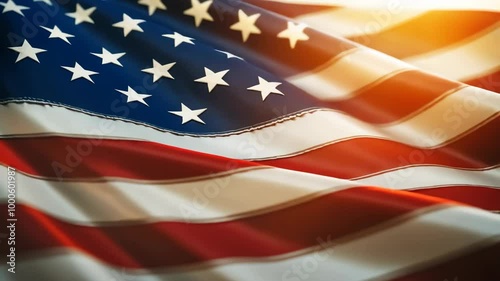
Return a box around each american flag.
[0,0,499,280]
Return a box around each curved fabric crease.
[1,0,499,280]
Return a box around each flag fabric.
[250,0,500,93]
[0,0,499,280]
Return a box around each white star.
[41,25,74,44]
[0,0,29,16]
[112,13,145,37]
[141,59,175,82]
[91,48,125,67]
[138,0,166,16]
[116,86,151,106]
[277,22,309,49]
[230,9,261,42]
[61,62,98,83]
[66,3,95,25]
[8,40,46,63]
[195,67,229,93]
[183,0,213,27]
[34,0,52,5]
[162,32,194,47]
[247,76,284,101]
[169,103,207,124]
[215,49,244,60]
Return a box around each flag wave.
[0,0,499,280]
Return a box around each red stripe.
[0,137,258,180]
[2,115,497,180]
[390,241,500,281]
[260,115,500,179]
[349,11,500,59]
[4,187,447,269]
[413,186,500,211]
[465,69,500,93]
[325,70,461,123]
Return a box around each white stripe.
[2,166,498,225]
[1,86,497,160]
[404,26,500,81]
[296,8,425,37]
[0,166,354,224]
[3,207,500,281]
[286,48,414,100]
[265,0,500,12]
[355,166,500,188]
